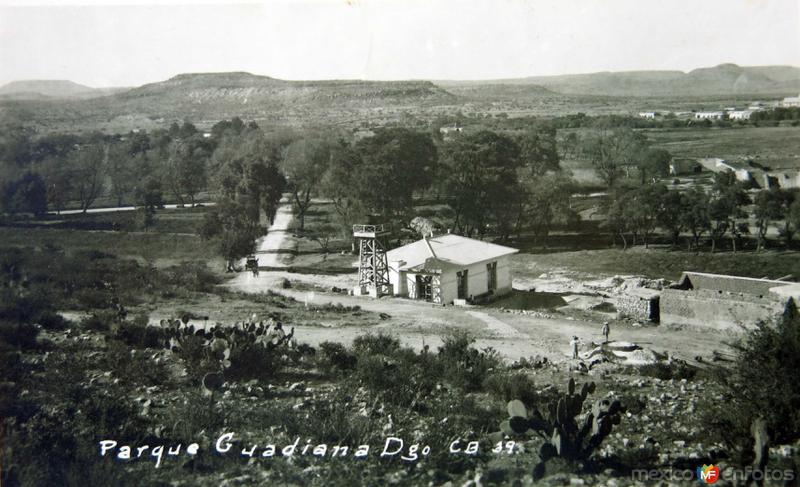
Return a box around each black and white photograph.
[1,0,800,485]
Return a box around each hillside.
[506,64,800,97]
[0,80,128,100]
[0,72,459,130]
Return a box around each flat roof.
[387,234,518,271]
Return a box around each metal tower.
[353,224,392,297]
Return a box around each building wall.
[660,288,783,329]
[683,272,788,296]
[387,256,513,304]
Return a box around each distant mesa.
[0,79,129,100]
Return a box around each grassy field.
[511,246,800,282]
[0,226,219,268]
[646,125,800,170]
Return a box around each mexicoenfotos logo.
[697,464,721,484]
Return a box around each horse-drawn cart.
[245,255,259,276]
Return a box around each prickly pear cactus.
[495,378,623,465]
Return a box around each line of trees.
[0,121,216,220]
[604,172,800,252]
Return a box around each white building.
[697,158,753,183]
[728,110,753,120]
[638,112,656,119]
[694,111,725,120]
[782,95,800,108]
[386,234,518,305]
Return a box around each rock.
[288,382,305,392]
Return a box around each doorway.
[457,269,468,300]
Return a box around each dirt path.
[465,310,524,338]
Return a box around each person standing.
[601,322,610,343]
[570,336,579,359]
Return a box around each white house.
[386,234,518,305]
[638,112,656,119]
[697,158,753,183]
[782,95,800,108]
[728,110,752,120]
[694,111,725,120]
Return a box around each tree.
[581,129,647,187]
[163,137,210,206]
[656,188,686,247]
[440,130,521,237]
[516,130,560,176]
[605,188,634,249]
[212,128,287,227]
[134,176,164,231]
[753,189,785,251]
[1,172,48,217]
[69,144,106,213]
[320,142,369,247]
[638,148,672,184]
[628,184,667,248]
[785,193,800,247]
[281,134,335,233]
[711,172,751,252]
[40,155,73,214]
[107,144,139,207]
[679,188,711,251]
[520,173,577,245]
[200,199,260,272]
[354,128,438,221]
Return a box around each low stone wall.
[660,288,784,330]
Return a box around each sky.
[0,0,798,87]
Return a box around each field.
[646,125,800,170]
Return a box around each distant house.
[697,158,753,183]
[781,94,800,108]
[386,234,518,305]
[728,110,752,120]
[669,158,702,176]
[439,125,463,137]
[638,112,656,119]
[694,111,725,120]
[765,171,800,189]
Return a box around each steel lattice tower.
[353,224,391,297]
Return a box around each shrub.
[483,371,538,404]
[163,261,221,293]
[635,360,696,381]
[113,321,166,349]
[80,311,116,332]
[437,330,502,392]
[352,332,401,356]
[0,322,40,350]
[709,310,800,461]
[35,311,69,330]
[225,342,284,382]
[317,341,357,372]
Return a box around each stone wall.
[682,272,790,297]
[660,288,784,330]
[616,293,659,322]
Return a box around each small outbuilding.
[386,234,518,305]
